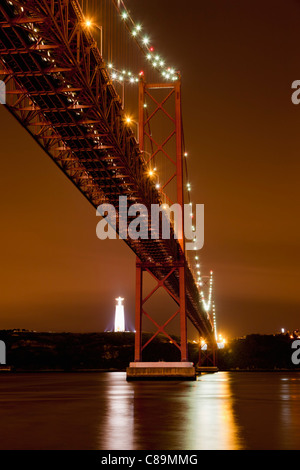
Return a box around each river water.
[0,371,299,450]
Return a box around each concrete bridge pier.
[126,361,196,381]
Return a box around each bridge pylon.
[127,78,195,380]
[196,340,218,374]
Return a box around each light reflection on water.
[102,373,242,450]
[279,376,300,449]
[0,371,300,449]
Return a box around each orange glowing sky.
[0,0,300,339]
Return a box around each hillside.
[0,330,186,371]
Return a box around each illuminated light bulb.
[125,116,132,124]
[85,20,92,27]
[136,24,142,31]
[147,54,152,60]
[108,63,113,69]
[112,73,117,79]
[148,170,154,177]
[184,152,188,157]
[156,183,160,189]
[143,36,150,45]
[143,103,147,108]
[132,30,137,36]
[160,60,165,67]
[152,62,157,67]
[149,46,154,52]
[121,11,128,20]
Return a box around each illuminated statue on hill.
[114,297,125,332]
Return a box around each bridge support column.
[132,259,190,365]
[134,261,143,362]
[127,77,197,379]
[179,263,188,362]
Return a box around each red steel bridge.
[0,0,217,365]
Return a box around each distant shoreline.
[1,367,299,374]
[0,368,124,373]
[1,330,299,372]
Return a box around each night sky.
[1,0,300,339]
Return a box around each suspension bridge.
[0,0,218,379]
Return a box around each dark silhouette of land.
[0,330,299,371]
[217,333,299,371]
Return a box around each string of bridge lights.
[107,0,180,83]
[85,1,215,331]
[184,146,216,329]
[105,64,178,85]
[146,149,216,328]
[107,63,140,84]
[182,139,215,323]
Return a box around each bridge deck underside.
[0,0,214,340]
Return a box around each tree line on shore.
[0,330,299,371]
